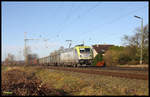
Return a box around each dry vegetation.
[1,66,68,96]
[1,66,149,96]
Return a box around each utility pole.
[24,32,27,64]
[134,15,144,64]
[24,32,41,65]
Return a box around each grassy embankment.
[1,65,149,96]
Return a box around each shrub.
[128,60,139,65]
[118,52,132,65]
[103,45,148,65]
[103,50,114,66]
[103,46,124,66]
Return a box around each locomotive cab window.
[85,48,90,52]
[80,48,90,53]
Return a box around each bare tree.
[122,24,149,64]
[5,53,16,65]
[122,24,148,48]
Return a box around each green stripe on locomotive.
[92,53,105,66]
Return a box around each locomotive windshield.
[80,48,90,53]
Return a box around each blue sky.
[2,1,149,61]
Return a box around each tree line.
[103,24,149,66]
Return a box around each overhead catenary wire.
[55,2,103,45]
[9,3,60,44]
[64,2,102,28]
[76,2,102,20]
[78,5,148,44]
[104,6,147,26]
[55,3,75,39]
[55,3,96,40]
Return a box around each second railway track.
[41,66,148,80]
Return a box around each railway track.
[82,66,148,72]
[4,65,148,80]
[42,66,148,80]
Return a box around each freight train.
[36,44,106,67]
[38,44,94,67]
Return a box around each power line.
[55,3,91,40]
[104,6,147,26]
[55,3,75,39]
[55,2,103,43]
[66,3,102,27]
[78,6,147,42]
[76,2,102,20]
